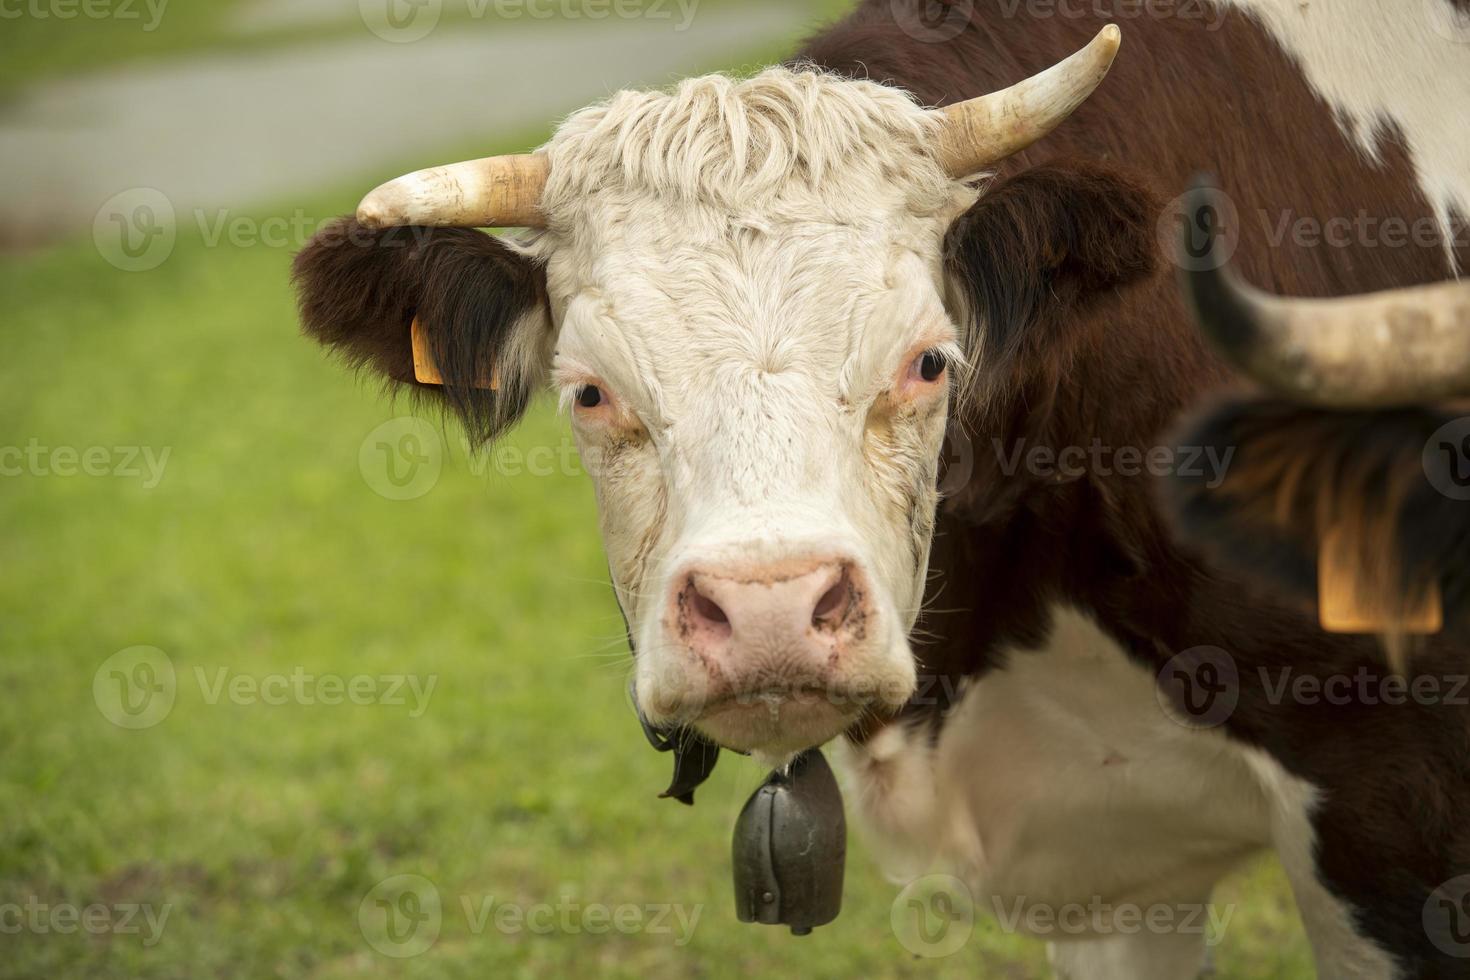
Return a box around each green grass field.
[0,4,1317,977]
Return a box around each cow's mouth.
[694,685,866,756]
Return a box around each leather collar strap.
[631,680,723,806]
[614,583,726,805]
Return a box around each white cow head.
[295,29,1154,760]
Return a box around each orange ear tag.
[1318,524,1442,635]
[411,317,499,390]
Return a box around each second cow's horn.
[1179,181,1470,407]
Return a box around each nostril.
[692,590,729,627]
[812,569,851,630]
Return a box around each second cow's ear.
[944,160,1161,388]
[292,218,552,445]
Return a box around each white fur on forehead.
[536,67,955,223]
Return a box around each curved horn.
[935,24,1121,177]
[356,153,549,229]
[1179,181,1470,407]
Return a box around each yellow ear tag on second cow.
[1318,524,1442,635]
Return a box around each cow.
[292,1,1470,976]
[1166,181,1470,646]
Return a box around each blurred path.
[0,4,805,246]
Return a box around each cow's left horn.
[356,153,549,229]
[1180,182,1470,407]
[934,24,1121,177]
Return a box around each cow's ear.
[944,160,1160,387]
[1165,398,1470,618]
[292,217,551,444]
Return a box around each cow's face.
[527,75,970,757]
[294,65,1159,760]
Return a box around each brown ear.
[1164,397,1469,628]
[292,217,550,444]
[944,160,1160,383]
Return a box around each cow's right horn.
[1179,182,1470,407]
[356,153,549,229]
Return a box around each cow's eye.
[576,385,603,409]
[913,350,947,383]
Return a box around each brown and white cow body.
[294,1,1470,976]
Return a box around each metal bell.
[732,749,846,935]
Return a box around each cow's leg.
[1046,926,1209,980]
